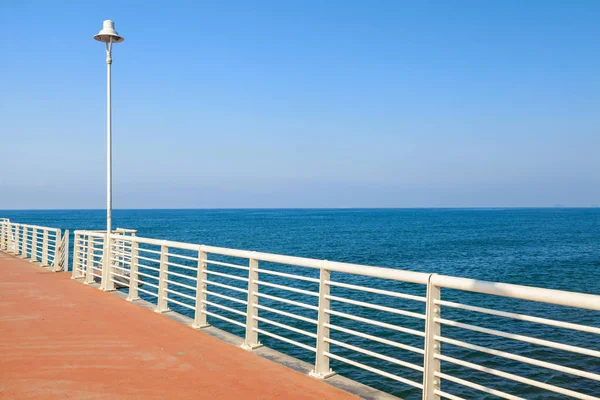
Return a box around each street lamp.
[94,20,124,291]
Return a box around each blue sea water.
[2,208,599,399]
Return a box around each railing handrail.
[75,229,600,301]
[432,274,600,311]
[74,229,432,285]
[7,222,60,233]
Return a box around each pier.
[1,218,599,399]
[0,254,359,399]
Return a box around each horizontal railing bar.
[436,299,600,335]
[165,270,197,281]
[256,280,319,297]
[133,277,159,289]
[327,294,426,320]
[165,261,197,272]
[111,265,130,273]
[164,296,196,311]
[254,315,317,338]
[435,372,523,400]
[436,335,600,382]
[208,247,431,284]
[327,309,425,338]
[205,259,249,271]
[110,257,131,264]
[326,337,423,372]
[165,279,197,292]
[255,304,318,324]
[435,354,597,400]
[253,328,316,352]
[136,263,160,273]
[436,317,600,358]
[137,254,161,263]
[255,293,319,311]
[204,269,248,282]
[135,270,159,281]
[165,252,197,261]
[202,310,246,327]
[112,235,199,251]
[256,268,319,283]
[435,390,466,400]
[203,279,248,294]
[109,277,130,287]
[137,248,162,255]
[134,283,159,296]
[165,288,197,302]
[326,323,425,354]
[12,223,60,231]
[325,352,423,389]
[205,290,247,305]
[203,300,246,317]
[90,271,102,278]
[91,233,430,284]
[433,274,600,311]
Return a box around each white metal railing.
[71,228,136,285]
[0,219,69,272]
[71,230,600,400]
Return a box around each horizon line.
[1,206,598,212]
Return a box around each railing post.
[14,226,18,254]
[310,261,335,379]
[72,233,82,279]
[1,222,7,251]
[0,221,5,251]
[100,233,115,291]
[53,229,61,269]
[127,240,139,301]
[42,229,49,266]
[423,274,441,400]
[63,230,70,273]
[85,236,95,285]
[155,244,170,313]
[3,222,7,251]
[241,255,262,350]
[14,225,19,255]
[31,228,38,262]
[55,230,68,272]
[20,226,27,258]
[193,248,210,328]
[10,224,17,254]
[2,223,7,252]
[7,224,12,253]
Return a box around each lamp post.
[94,20,124,291]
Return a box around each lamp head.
[94,20,124,43]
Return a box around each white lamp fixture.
[95,20,124,291]
[94,20,125,43]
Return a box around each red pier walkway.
[0,254,356,399]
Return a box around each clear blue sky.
[1,0,599,209]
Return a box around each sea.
[2,208,599,399]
